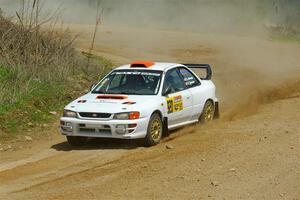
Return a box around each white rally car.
[60,61,219,146]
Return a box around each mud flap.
[162,117,169,137]
[214,102,220,119]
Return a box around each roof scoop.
[130,61,154,68]
[96,95,128,100]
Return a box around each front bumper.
[60,117,149,139]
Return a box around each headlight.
[113,112,140,120]
[63,110,77,118]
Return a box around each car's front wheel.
[144,113,163,146]
[67,136,88,146]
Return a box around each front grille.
[79,112,111,119]
[79,128,96,132]
[79,128,112,135]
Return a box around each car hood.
[65,93,159,114]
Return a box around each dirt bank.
[0,26,299,200]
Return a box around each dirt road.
[0,26,299,200]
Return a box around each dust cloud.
[1,0,299,119]
[1,0,299,36]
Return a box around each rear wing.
[182,64,212,80]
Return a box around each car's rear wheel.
[200,100,215,123]
[144,113,163,146]
[67,136,88,146]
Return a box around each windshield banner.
[112,71,161,76]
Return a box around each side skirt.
[168,119,199,130]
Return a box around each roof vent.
[130,61,154,68]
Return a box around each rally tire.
[144,113,163,146]
[67,136,88,146]
[200,100,215,123]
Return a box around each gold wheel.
[150,119,162,140]
[204,104,214,121]
[200,101,215,123]
[145,113,163,146]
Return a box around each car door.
[177,67,207,121]
[162,68,193,126]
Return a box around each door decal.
[166,95,183,114]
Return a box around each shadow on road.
[51,128,185,152]
[51,138,143,151]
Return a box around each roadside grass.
[269,34,300,44]
[0,1,114,141]
[0,56,113,141]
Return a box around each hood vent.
[96,95,128,100]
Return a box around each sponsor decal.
[91,100,118,104]
[179,68,196,86]
[112,71,161,76]
[179,68,190,75]
[185,80,196,86]
[123,101,136,105]
[183,77,194,81]
[166,95,183,114]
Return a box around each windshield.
[92,70,163,95]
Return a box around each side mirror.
[162,85,172,96]
[90,83,96,91]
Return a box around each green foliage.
[0,80,65,133]
[0,8,113,136]
[0,56,113,135]
[270,34,300,44]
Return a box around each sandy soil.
[0,25,299,200]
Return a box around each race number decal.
[166,95,183,114]
[166,97,174,114]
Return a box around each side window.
[163,68,186,94]
[178,67,200,88]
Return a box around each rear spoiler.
[182,64,212,80]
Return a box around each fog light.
[128,124,137,128]
[62,127,72,132]
[116,124,126,135]
[61,122,73,132]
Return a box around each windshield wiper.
[106,91,141,95]
[96,91,143,95]
[91,91,104,94]
[119,91,141,95]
